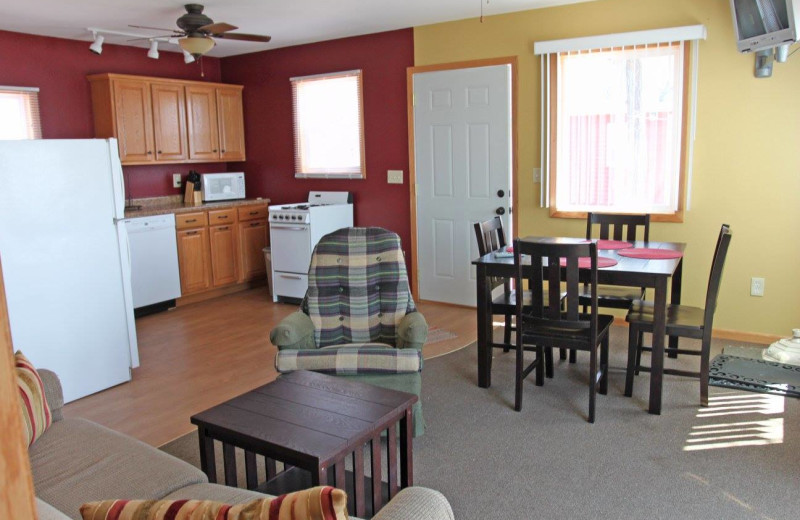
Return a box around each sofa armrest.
[372,487,454,520]
[396,311,428,350]
[37,369,63,422]
[269,311,317,350]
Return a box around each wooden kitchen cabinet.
[238,205,268,281]
[176,225,212,295]
[88,73,245,165]
[217,87,246,161]
[109,78,154,163]
[208,209,239,286]
[151,82,188,162]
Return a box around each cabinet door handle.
[186,219,197,223]
[222,149,226,153]
[218,215,228,219]
[158,150,162,154]
[218,226,229,231]
[147,151,153,155]
[213,149,218,153]
[250,222,260,227]
[249,211,258,215]
[186,231,198,236]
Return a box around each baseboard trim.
[611,317,777,345]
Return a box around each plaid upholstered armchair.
[269,227,428,436]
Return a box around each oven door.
[270,222,312,274]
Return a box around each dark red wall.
[220,29,414,252]
[0,29,225,198]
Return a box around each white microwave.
[200,172,246,202]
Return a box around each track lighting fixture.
[147,40,159,59]
[183,50,196,64]
[89,33,104,55]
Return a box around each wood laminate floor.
[63,289,476,447]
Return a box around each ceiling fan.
[130,3,272,58]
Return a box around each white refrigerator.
[0,138,138,403]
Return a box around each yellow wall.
[414,0,800,338]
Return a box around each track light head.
[182,50,196,64]
[89,34,104,55]
[147,40,159,59]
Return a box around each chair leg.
[559,348,567,360]
[503,314,512,353]
[588,346,597,423]
[634,331,644,375]
[569,349,577,363]
[514,339,524,412]
[599,336,609,395]
[544,347,554,379]
[536,345,545,386]
[700,336,711,407]
[624,324,639,397]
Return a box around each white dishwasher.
[124,214,181,313]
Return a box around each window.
[550,44,686,216]
[291,70,365,178]
[535,25,706,221]
[0,87,42,140]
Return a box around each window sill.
[548,208,684,223]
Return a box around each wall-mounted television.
[730,0,800,52]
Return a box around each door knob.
[495,207,506,215]
[497,189,505,198]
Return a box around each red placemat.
[596,239,632,250]
[617,248,683,259]
[559,256,618,268]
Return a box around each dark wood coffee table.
[190,370,417,518]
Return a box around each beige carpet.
[162,326,798,519]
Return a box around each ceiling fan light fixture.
[147,40,159,59]
[179,35,215,57]
[182,50,196,64]
[89,33,104,55]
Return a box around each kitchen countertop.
[124,196,271,218]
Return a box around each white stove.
[269,191,353,302]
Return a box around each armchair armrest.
[396,311,428,350]
[37,368,63,422]
[269,312,317,350]
[372,487,455,520]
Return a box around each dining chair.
[473,217,563,373]
[624,224,732,407]
[513,238,614,422]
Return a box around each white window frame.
[0,86,42,140]
[291,70,366,179]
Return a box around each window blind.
[0,86,42,140]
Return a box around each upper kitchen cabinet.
[88,73,245,165]
[186,85,246,162]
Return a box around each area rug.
[425,326,457,345]
[161,327,798,519]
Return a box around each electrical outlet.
[387,170,404,184]
[173,173,182,188]
[750,277,765,297]
[533,168,542,183]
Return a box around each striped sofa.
[270,227,428,436]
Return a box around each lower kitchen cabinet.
[209,223,239,286]
[238,217,268,282]
[176,226,212,295]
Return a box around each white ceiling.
[0,0,596,58]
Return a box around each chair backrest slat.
[587,213,650,243]
[703,224,732,330]
[473,216,507,257]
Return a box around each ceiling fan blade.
[213,32,272,43]
[126,35,177,42]
[129,24,182,33]
[198,22,237,34]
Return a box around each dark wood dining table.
[472,237,686,415]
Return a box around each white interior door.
[413,64,512,306]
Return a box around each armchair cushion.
[275,345,423,375]
[304,228,417,348]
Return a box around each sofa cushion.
[29,418,207,519]
[15,351,52,446]
[275,344,423,375]
[80,486,348,520]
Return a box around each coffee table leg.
[399,408,413,488]
[371,436,382,513]
[387,424,398,498]
[244,451,258,490]
[223,443,237,487]
[197,427,217,484]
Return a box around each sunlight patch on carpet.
[425,327,457,345]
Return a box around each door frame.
[406,56,519,303]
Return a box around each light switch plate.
[387,170,404,184]
[173,173,182,188]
